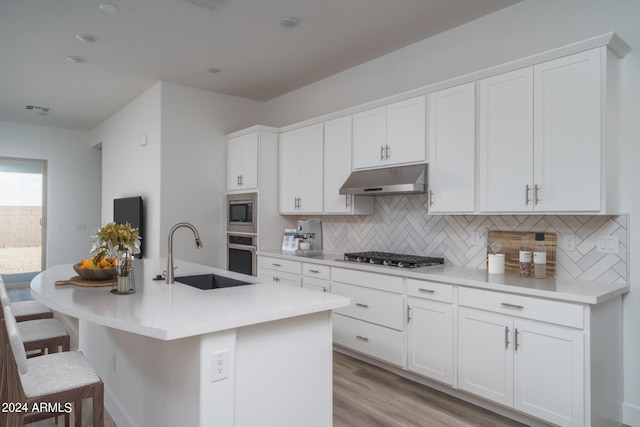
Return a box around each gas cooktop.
[343,251,444,269]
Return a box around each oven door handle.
[227,244,257,253]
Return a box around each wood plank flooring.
[333,351,526,427]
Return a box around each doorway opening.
[0,158,46,287]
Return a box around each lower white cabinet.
[331,268,406,367]
[257,256,302,287]
[407,297,455,386]
[458,296,585,426]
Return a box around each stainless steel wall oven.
[227,234,257,276]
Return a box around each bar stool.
[0,285,70,357]
[3,304,104,427]
[0,280,53,322]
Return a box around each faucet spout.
[167,222,203,284]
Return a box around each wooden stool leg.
[74,400,82,427]
[94,384,104,427]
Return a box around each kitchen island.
[30,258,350,427]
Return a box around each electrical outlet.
[596,235,619,254]
[563,234,576,251]
[211,350,229,382]
[470,231,482,246]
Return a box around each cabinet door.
[458,308,513,407]
[428,83,476,213]
[278,130,301,213]
[513,320,584,427]
[297,123,324,213]
[226,132,258,191]
[386,96,426,165]
[534,49,602,212]
[479,68,534,212]
[352,106,386,169]
[324,116,354,213]
[407,298,454,385]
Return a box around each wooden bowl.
[73,263,115,281]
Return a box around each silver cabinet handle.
[345,195,351,208]
[525,185,530,205]
[418,288,435,294]
[355,303,369,308]
[273,276,280,282]
[385,144,390,159]
[380,145,385,161]
[515,328,520,351]
[356,335,369,342]
[308,269,320,274]
[272,263,282,267]
[501,302,524,310]
[239,174,243,186]
[505,326,510,349]
[534,184,540,205]
[429,190,434,207]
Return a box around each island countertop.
[30,258,350,340]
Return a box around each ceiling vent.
[190,0,231,11]
[26,105,51,116]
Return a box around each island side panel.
[233,311,333,427]
[79,320,204,427]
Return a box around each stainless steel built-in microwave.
[227,193,257,234]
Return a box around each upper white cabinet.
[479,48,620,214]
[227,131,259,191]
[427,83,476,213]
[352,96,426,169]
[279,123,324,214]
[479,68,534,212]
[323,116,373,215]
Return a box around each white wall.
[90,83,163,258]
[263,0,640,423]
[0,121,101,266]
[159,81,264,268]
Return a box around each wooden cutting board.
[487,230,556,277]
[55,276,113,287]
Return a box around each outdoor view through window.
[0,158,43,286]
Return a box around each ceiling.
[0,0,520,131]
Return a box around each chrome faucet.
[167,222,203,284]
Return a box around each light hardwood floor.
[9,288,526,427]
[333,351,526,427]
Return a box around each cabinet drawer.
[407,279,454,303]
[332,267,404,293]
[458,287,584,329]
[333,314,406,367]
[257,268,301,287]
[258,256,301,275]
[302,262,331,280]
[331,281,404,330]
[302,276,330,292]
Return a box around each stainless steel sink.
[175,274,252,290]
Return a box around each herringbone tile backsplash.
[321,194,628,283]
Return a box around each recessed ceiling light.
[278,16,300,28]
[99,3,118,14]
[66,56,88,64]
[206,67,221,74]
[75,33,98,43]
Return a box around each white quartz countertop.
[30,258,350,340]
[258,250,630,305]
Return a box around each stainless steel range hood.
[339,164,427,196]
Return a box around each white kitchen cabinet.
[479,48,619,214]
[302,262,331,292]
[407,294,454,386]
[427,83,476,213]
[352,96,425,169]
[279,123,324,214]
[479,68,534,212]
[257,255,302,287]
[331,267,406,367]
[226,131,259,191]
[323,116,373,214]
[457,287,586,427]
